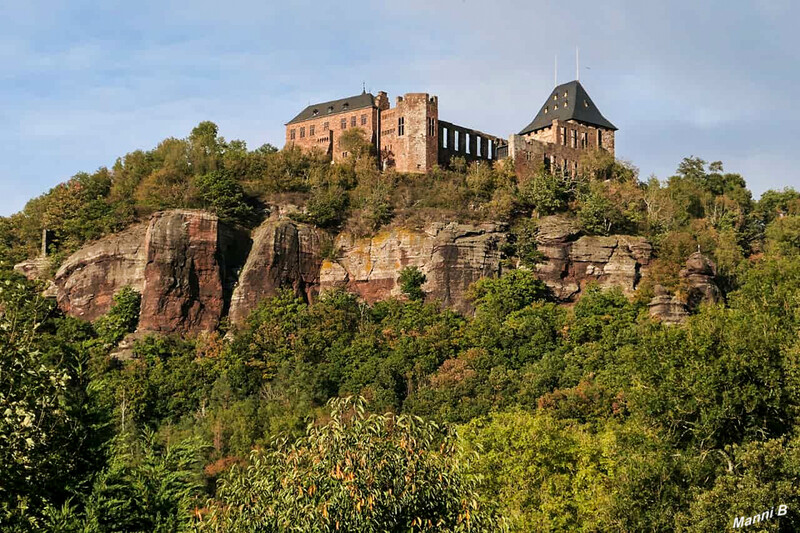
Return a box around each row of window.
[290,114,369,139]
[441,126,493,159]
[542,154,579,177]
[558,127,601,149]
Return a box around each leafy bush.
[94,287,141,347]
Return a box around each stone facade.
[284,96,380,163]
[286,91,499,173]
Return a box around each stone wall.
[437,120,502,168]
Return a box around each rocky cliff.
[533,215,652,301]
[31,210,665,335]
[228,218,329,324]
[54,223,148,321]
[320,223,506,314]
[137,210,250,334]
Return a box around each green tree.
[190,171,255,226]
[200,396,504,532]
[399,266,427,301]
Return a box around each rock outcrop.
[648,252,722,324]
[681,252,722,308]
[44,209,668,333]
[534,215,652,301]
[648,284,690,324]
[54,223,148,321]
[320,223,506,314]
[14,257,51,281]
[229,218,329,324]
[137,210,250,334]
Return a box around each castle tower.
[509,80,617,174]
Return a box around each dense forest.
[2,121,800,531]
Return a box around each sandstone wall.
[533,215,652,301]
[228,218,329,324]
[137,210,249,334]
[53,223,148,321]
[43,210,664,335]
[320,222,506,314]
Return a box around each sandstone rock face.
[54,223,148,321]
[14,257,50,281]
[648,252,722,324]
[681,252,722,308]
[320,223,506,314]
[229,218,329,324]
[648,284,690,324]
[534,216,652,301]
[137,210,250,334]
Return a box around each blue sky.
[1,0,799,216]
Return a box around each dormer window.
[544,107,548,114]
[583,100,589,108]
[327,106,334,113]
[563,91,568,98]
[312,109,319,116]
[554,103,558,109]
[553,94,558,101]
[343,102,349,110]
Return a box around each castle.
[285,80,616,175]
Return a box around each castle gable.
[519,80,616,135]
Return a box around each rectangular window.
[290,129,296,140]
[571,129,577,148]
[598,130,603,148]
[398,117,405,136]
[351,116,356,127]
[323,121,329,130]
[361,114,367,125]
[442,127,448,148]
[299,127,305,138]
[466,133,471,154]
[543,154,550,172]
[342,151,348,158]
[476,135,482,157]
[427,117,436,136]
[454,130,459,151]
[560,127,567,146]
[309,125,315,136]
[487,139,492,160]
[581,132,588,149]
[341,118,347,129]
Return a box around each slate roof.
[519,80,616,135]
[287,92,376,125]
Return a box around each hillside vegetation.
[2,123,800,531]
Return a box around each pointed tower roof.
[519,80,616,135]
